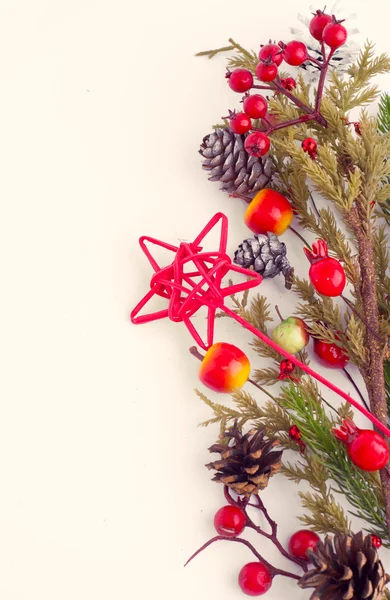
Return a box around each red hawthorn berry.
[255,61,278,82]
[229,112,252,135]
[243,94,268,119]
[244,132,271,157]
[227,68,254,93]
[258,42,283,66]
[283,41,308,66]
[323,18,348,49]
[309,9,332,41]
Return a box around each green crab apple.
[271,317,309,354]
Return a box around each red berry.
[371,534,382,549]
[309,10,332,41]
[281,77,296,91]
[255,61,278,82]
[302,137,317,154]
[238,562,272,596]
[214,505,246,537]
[288,530,321,560]
[229,112,252,135]
[283,41,308,66]
[258,43,283,66]
[313,338,349,368]
[333,420,389,472]
[323,21,348,49]
[244,132,271,157]
[227,68,254,93]
[304,240,346,297]
[243,94,268,119]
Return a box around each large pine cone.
[299,532,390,600]
[234,233,294,289]
[206,421,283,496]
[199,128,273,196]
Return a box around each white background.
[0,0,389,598]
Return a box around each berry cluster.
[225,9,348,159]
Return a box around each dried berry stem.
[224,488,308,572]
[315,45,334,112]
[185,534,301,580]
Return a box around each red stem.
[184,535,301,580]
[221,304,390,437]
[315,45,334,112]
[224,488,308,572]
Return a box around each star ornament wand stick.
[130,213,390,438]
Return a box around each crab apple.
[323,20,348,49]
[243,94,268,119]
[229,112,252,135]
[271,317,309,354]
[258,43,283,66]
[283,41,308,66]
[214,505,246,537]
[333,419,389,472]
[244,132,271,157]
[227,68,254,93]
[309,10,332,41]
[238,562,273,596]
[304,239,346,297]
[255,61,278,82]
[313,338,349,368]
[198,342,250,393]
[288,530,321,560]
[244,189,293,236]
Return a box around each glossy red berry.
[214,505,246,537]
[283,41,308,66]
[304,240,346,297]
[309,10,332,41]
[288,530,321,560]
[238,562,273,596]
[227,68,254,93]
[313,338,349,368]
[255,61,278,82]
[323,20,348,49]
[258,43,283,66]
[333,420,389,472]
[371,534,382,549]
[243,94,268,119]
[244,132,271,157]
[302,137,318,159]
[281,77,296,91]
[229,112,252,135]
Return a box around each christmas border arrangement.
[132,7,390,599]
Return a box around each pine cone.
[299,532,390,600]
[199,128,273,196]
[206,421,283,496]
[234,233,294,289]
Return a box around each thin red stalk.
[252,84,274,91]
[224,488,308,572]
[273,77,314,115]
[184,535,301,580]
[315,45,334,112]
[306,55,324,68]
[222,304,390,437]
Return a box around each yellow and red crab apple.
[199,342,250,393]
[244,189,293,236]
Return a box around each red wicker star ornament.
[130,213,261,349]
[131,213,390,438]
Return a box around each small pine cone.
[199,128,273,196]
[234,233,294,289]
[299,531,390,600]
[206,421,283,496]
